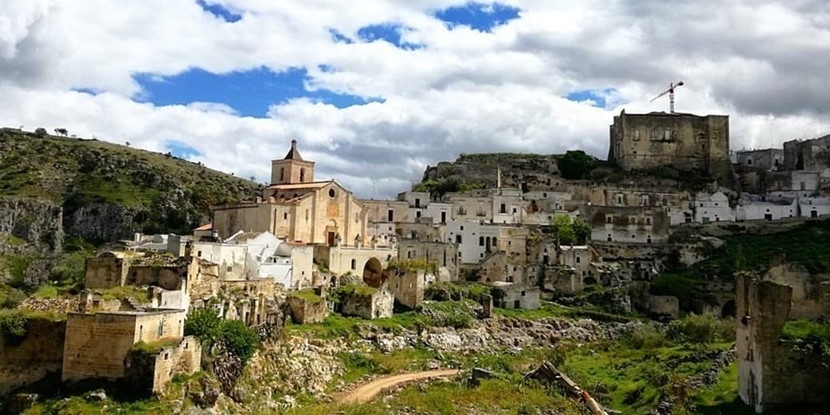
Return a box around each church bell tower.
[270,139,315,185]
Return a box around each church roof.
[266,181,332,190]
[284,139,303,160]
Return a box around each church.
[212,139,367,246]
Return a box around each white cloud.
[1,0,830,199]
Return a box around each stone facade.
[397,239,459,281]
[736,149,784,171]
[62,309,187,382]
[124,336,201,395]
[492,283,540,310]
[388,269,429,309]
[608,110,730,175]
[286,291,328,324]
[582,205,669,243]
[340,284,394,319]
[0,319,66,396]
[783,134,830,172]
[736,272,830,413]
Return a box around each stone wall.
[62,310,186,382]
[286,294,328,324]
[340,285,394,319]
[737,273,830,413]
[0,318,66,396]
[84,253,131,289]
[388,270,426,309]
[124,336,201,395]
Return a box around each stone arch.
[362,257,385,288]
[721,300,736,318]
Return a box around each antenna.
[650,81,685,113]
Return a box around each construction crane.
[650,81,684,113]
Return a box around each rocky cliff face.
[0,129,262,242]
[0,198,63,254]
[421,153,562,192]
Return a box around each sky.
[1,0,830,199]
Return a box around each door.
[327,232,335,246]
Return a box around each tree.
[34,128,47,136]
[558,150,597,180]
[550,215,591,245]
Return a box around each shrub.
[0,310,28,344]
[622,323,671,350]
[667,313,733,346]
[185,308,222,346]
[218,320,259,364]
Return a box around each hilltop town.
[1,110,830,414]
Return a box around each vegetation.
[667,313,735,348]
[132,338,181,354]
[424,281,492,302]
[289,289,323,304]
[549,214,591,245]
[557,150,597,180]
[99,286,150,303]
[386,258,438,275]
[412,177,485,198]
[0,129,261,236]
[184,308,260,363]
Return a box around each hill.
[0,128,261,243]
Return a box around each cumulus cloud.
[1,0,829,198]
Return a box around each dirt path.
[336,369,460,405]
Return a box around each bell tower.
[271,139,315,185]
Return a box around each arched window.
[300,168,305,182]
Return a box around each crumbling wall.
[737,273,830,413]
[286,295,327,324]
[0,319,66,396]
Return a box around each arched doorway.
[363,257,384,288]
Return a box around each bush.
[0,310,28,344]
[185,308,259,364]
[622,323,671,350]
[667,313,733,346]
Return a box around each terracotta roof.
[268,181,331,190]
[194,223,213,231]
[284,139,303,160]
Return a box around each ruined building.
[608,110,730,176]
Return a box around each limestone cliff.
[420,153,561,192]
[0,129,262,242]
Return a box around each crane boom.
[650,81,684,113]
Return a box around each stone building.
[339,284,394,319]
[736,149,784,171]
[397,239,459,281]
[608,110,730,176]
[62,308,199,390]
[582,205,669,243]
[388,269,430,309]
[491,282,540,310]
[212,140,368,247]
[783,134,830,172]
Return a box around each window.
[279,167,284,181]
[747,159,753,165]
[576,256,581,263]
[664,130,671,140]
[512,208,517,214]
[305,209,309,221]
[616,195,623,205]
[801,181,806,191]
[388,209,394,222]
[460,226,464,231]
[641,195,649,205]
[456,235,462,243]
[633,130,640,141]
[416,211,422,218]
[500,203,507,214]
[299,168,305,182]
[606,214,614,224]
[351,259,356,270]
[197,251,202,257]
[607,234,612,242]
[157,321,164,337]
[227,266,233,272]
[629,216,637,224]
[645,217,652,225]
[415,198,421,208]
[479,236,484,246]
[283,212,288,220]
[329,189,336,198]
[441,211,447,223]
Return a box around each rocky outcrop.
[0,130,262,242]
[0,198,63,254]
[421,153,561,191]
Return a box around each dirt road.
[337,369,460,405]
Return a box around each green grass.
[99,286,150,303]
[132,338,181,354]
[782,319,830,342]
[32,284,59,299]
[289,289,323,304]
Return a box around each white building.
[694,191,735,223]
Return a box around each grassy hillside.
[0,128,261,239]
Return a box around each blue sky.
[4,0,823,197]
[135,1,523,119]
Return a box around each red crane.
[650,81,684,113]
